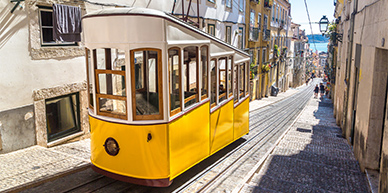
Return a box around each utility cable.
[303,0,317,52]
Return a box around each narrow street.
[22,80,315,193]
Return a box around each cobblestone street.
[242,96,370,192]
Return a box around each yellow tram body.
[83,8,250,187]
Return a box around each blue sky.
[289,0,335,35]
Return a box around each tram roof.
[83,7,250,58]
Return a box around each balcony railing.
[249,27,259,42]
[264,0,272,8]
[263,29,270,41]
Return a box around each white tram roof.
[83,7,250,63]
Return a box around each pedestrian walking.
[314,84,319,98]
[319,83,325,98]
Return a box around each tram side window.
[201,46,208,100]
[239,63,245,98]
[219,58,227,103]
[183,46,198,108]
[246,62,249,96]
[234,65,238,103]
[94,48,127,119]
[86,49,93,109]
[131,49,163,120]
[210,59,217,107]
[169,48,181,116]
[227,56,233,98]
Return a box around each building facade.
[269,0,290,93]
[333,0,388,192]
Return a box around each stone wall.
[27,0,86,60]
[0,105,35,154]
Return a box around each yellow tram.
[83,8,250,187]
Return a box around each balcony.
[263,29,270,41]
[249,27,259,42]
[264,0,272,8]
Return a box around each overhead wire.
[303,0,317,52]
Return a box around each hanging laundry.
[53,4,82,42]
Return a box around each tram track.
[173,81,316,193]
[23,81,318,193]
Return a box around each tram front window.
[183,46,198,108]
[94,48,127,120]
[131,49,163,120]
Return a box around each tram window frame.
[183,46,199,108]
[200,46,209,101]
[239,63,245,98]
[233,64,239,103]
[210,59,217,108]
[218,57,227,103]
[85,48,93,110]
[130,48,164,121]
[246,62,249,96]
[168,47,182,116]
[227,56,233,98]
[93,48,127,120]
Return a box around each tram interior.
[134,50,160,115]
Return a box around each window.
[131,49,163,120]
[226,26,232,44]
[183,46,199,108]
[238,27,244,49]
[219,58,227,103]
[208,24,215,36]
[257,49,260,65]
[228,57,233,97]
[210,59,217,107]
[234,65,238,103]
[257,14,262,31]
[38,7,76,46]
[201,46,209,100]
[272,5,275,21]
[86,49,93,109]
[226,0,232,8]
[263,15,268,32]
[239,0,244,12]
[46,93,80,142]
[262,49,267,64]
[169,48,181,116]
[94,48,127,120]
[239,63,246,98]
[250,10,255,28]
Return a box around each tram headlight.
[104,137,120,156]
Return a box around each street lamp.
[319,15,329,34]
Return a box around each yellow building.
[245,0,272,99]
[269,0,290,93]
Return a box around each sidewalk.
[0,86,304,193]
[243,96,370,192]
